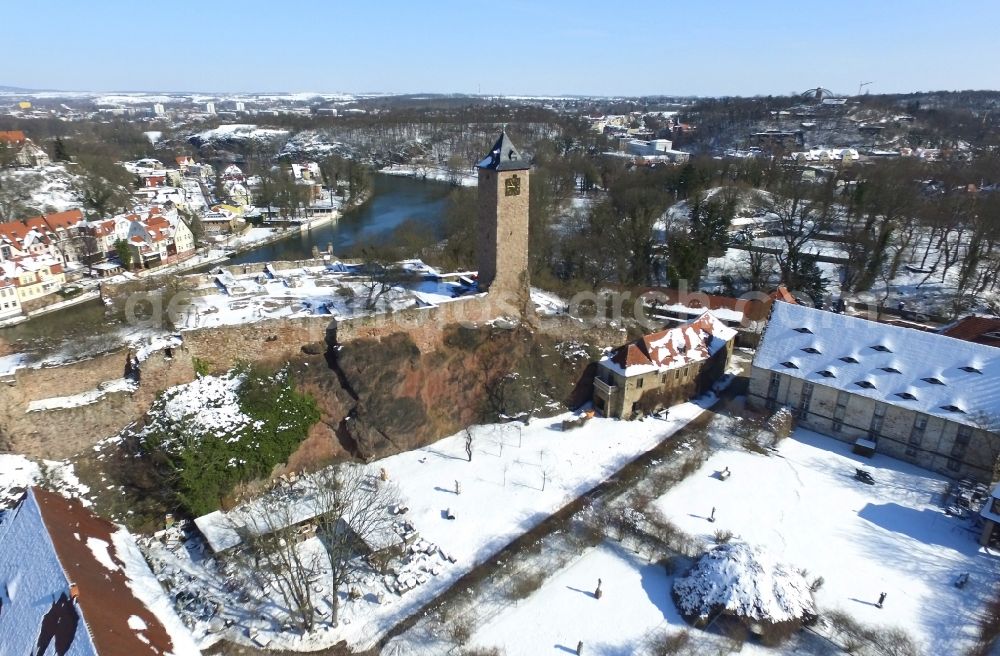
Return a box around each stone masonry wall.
[1,294,504,458]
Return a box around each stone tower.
[475,130,530,307]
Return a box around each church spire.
[476,129,529,171]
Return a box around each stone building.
[594,311,736,419]
[749,302,1000,482]
[475,131,531,311]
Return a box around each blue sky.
[5,1,998,96]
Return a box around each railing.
[593,377,616,396]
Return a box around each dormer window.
[801,347,821,354]
[855,380,876,389]
[781,361,799,369]
[922,377,944,386]
[870,345,892,353]
[880,367,901,374]
[817,370,835,378]
[959,366,982,374]
[840,356,859,364]
[793,327,813,334]
[941,404,965,413]
[896,392,917,401]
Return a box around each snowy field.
[654,428,999,654]
[148,400,714,651]
[460,428,997,656]
[469,541,683,656]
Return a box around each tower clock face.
[504,175,521,197]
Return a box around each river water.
[229,174,451,264]
[1,174,453,355]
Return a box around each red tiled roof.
[0,130,27,144]
[40,209,85,230]
[29,487,179,656]
[941,316,1000,348]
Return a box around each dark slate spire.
[476,130,530,171]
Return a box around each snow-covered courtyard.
[146,400,714,652]
[455,427,1000,655]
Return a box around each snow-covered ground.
[179,262,473,329]
[0,453,90,508]
[457,426,998,656]
[469,541,686,655]
[2,163,83,213]
[381,163,476,187]
[147,399,715,651]
[654,428,999,654]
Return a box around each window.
[793,327,813,334]
[661,373,667,384]
[817,370,835,378]
[880,367,901,374]
[767,372,780,410]
[798,382,814,418]
[840,356,859,364]
[781,361,799,369]
[959,366,981,374]
[921,377,944,386]
[855,380,876,389]
[950,426,971,459]
[636,378,643,389]
[801,347,821,354]
[896,392,917,401]
[869,403,886,439]
[675,370,680,380]
[901,408,923,439]
[870,345,892,353]
[833,391,849,432]
[941,404,965,413]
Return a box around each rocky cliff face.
[291,323,603,463]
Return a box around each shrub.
[713,528,734,544]
[644,629,694,655]
[448,613,477,646]
[192,357,212,377]
[139,365,320,516]
[510,569,547,600]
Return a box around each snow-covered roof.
[0,488,199,655]
[601,311,737,377]
[755,302,1000,430]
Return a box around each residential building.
[0,279,22,320]
[0,487,199,655]
[1,257,66,303]
[594,311,736,419]
[748,302,1000,482]
[122,208,196,268]
[0,130,50,167]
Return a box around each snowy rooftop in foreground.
[755,302,1000,429]
[0,488,199,655]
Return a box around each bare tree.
[754,176,835,291]
[310,464,400,626]
[228,499,323,633]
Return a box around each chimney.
[69,582,80,602]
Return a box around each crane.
[857,81,873,96]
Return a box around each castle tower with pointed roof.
[476,130,530,309]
